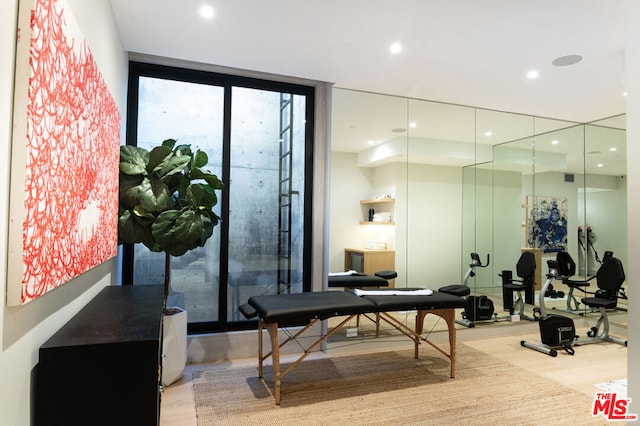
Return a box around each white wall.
[329,156,464,289]
[405,163,463,288]
[0,1,127,424]
[328,152,375,272]
[581,181,628,266]
[624,0,640,413]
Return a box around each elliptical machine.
[439,253,496,328]
[520,258,577,357]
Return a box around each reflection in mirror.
[583,115,627,322]
[489,134,535,295]
[329,87,626,326]
[531,121,586,269]
[329,89,407,284]
[472,110,536,295]
[406,100,476,288]
[462,161,493,294]
[582,115,627,274]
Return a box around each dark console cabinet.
[36,285,164,426]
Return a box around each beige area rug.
[192,344,610,425]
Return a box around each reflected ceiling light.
[623,91,628,97]
[199,4,215,19]
[551,140,559,145]
[610,147,617,152]
[409,122,417,128]
[484,131,492,137]
[597,163,604,168]
[526,70,540,79]
[551,54,583,66]
[389,42,403,54]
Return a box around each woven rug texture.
[192,343,612,425]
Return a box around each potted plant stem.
[118,138,223,385]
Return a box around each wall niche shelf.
[360,198,395,225]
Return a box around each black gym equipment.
[553,250,623,316]
[500,251,537,321]
[553,250,593,314]
[439,253,497,328]
[521,259,577,357]
[573,254,627,347]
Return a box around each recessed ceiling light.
[623,91,628,97]
[552,54,583,66]
[551,140,559,145]
[389,43,403,54]
[409,122,417,128]
[597,163,604,168]
[484,131,492,137]
[610,147,617,152]
[526,70,540,80]
[199,5,215,19]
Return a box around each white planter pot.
[161,307,187,386]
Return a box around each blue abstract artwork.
[527,196,568,253]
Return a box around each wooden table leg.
[415,309,457,378]
[441,308,456,378]
[265,322,281,405]
[258,319,264,378]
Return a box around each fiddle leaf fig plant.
[118,138,223,311]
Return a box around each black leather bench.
[327,270,397,288]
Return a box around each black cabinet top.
[41,285,164,349]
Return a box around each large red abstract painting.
[8,0,120,305]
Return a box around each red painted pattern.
[21,0,120,303]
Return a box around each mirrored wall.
[330,88,626,320]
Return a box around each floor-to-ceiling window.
[123,62,315,333]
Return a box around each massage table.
[327,270,395,288]
[239,289,466,404]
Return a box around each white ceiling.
[109,0,627,122]
[108,0,628,175]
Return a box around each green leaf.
[137,177,173,212]
[131,205,156,224]
[119,173,145,208]
[202,172,224,190]
[162,139,177,150]
[157,154,191,179]
[148,146,173,172]
[118,139,222,258]
[118,209,157,249]
[194,150,208,168]
[189,184,217,209]
[174,144,193,158]
[190,167,224,190]
[119,146,149,176]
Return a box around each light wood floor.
[159,305,628,426]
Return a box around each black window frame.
[122,61,315,333]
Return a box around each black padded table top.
[328,273,389,288]
[248,291,376,324]
[247,290,466,324]
[361,289,467,311]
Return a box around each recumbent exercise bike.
[439,253,498,327]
